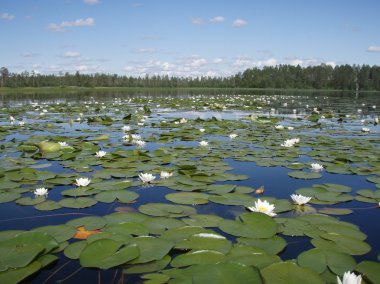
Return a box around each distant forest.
[1,64,380,91]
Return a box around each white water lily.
[291,194,312,205]
[281,138,300,147]
[247,199,276,217]
[180,118,187,123]
[199,128,205,132]
[361,127,370,133]
[337,271,362,284]
[75,177,91,187]
[135,140,146,147]
[10,116,15,122]
[95,150,107,157]
[122,125,131,132]
[229,133,238,139]
[287,126,294,130]
[139,172,156,183]
[34,187,48,197]
[310,163,323,171]
[19,121,25,126]
[58,141,69,147]
[199,141,208,146]
[160,171,173,179]
[131,134,141,140]
[275,125,284,130]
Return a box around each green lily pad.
[0,242,43,271]
[171,250,226,267]
[175,232,232,254]
[105,222,149,237]
[129,236,174,264]
[33,225,76,242]
[219,212,278,239]
[0,261,41,284]
[80,239,139,269]
[64,240,87,260]
[237,236,287,254]
[261,262,324,284]
[288,171,322,180]
[95,190,139,203]
[0,192,21,204]
[138,203,196,217]
[124,255,171,274]
[181,214,223,227]
[66,216,107,230]
[356,261,380,284]
[59,197,97,209]
[34,200,62,211]
[165,192,209,205]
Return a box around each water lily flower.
[58,141,69,147]
[122,125,131,132]
[19,121,25,126]
[229,133,238,139]
[287,126,294,130]
[160,171,173,179]
[139,172,156,183]
[310,163,323,171]
[337,271,362,284]
[180,118,187,123]
[275,125,284,130]
[10,116,15,123]
[281,139,295,147]
[135,140,146,147]
[95,150,107,157]
[291,194,312,205]
[34,187,48,197]
[75,177,91,187]
[361,127,370,133]
[247,199,276,217]
[199,141,208,146]
[131,134,141,140]
[199,128,205,132]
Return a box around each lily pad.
[165,192,209,205]
[59,197,97,209]
[80,239,139,269]
[288,171,322,180]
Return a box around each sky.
[1,0,380,77]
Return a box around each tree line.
[1,64,380,91]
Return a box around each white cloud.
[62,51,81,58]
[182,55,207,67]
[325,61,337,68]
[191,18,204,25]
[213,58,224,64]
[124,60,175,76]
[232,18,247,28]
[83,0,100,4]
[47,17,95,32]
[367,45,380,52]
[210,16,225,23]
[1,13,15,20]
[132,48,156,54]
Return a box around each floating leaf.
[59,197,97,209]
[171,250,226,267]
[288,171,322,180]
[80,239,139,269]
[165,192,209,205]
[261,262,324,284]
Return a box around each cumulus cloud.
[124,60,175,76]
[232,18,247,28]
[62,51,81,58]
[0,13,15,20]
[210,16,225,23]
[367,45,380,52]
[83,0,100,4]
[191,18,204,25]
[286,57,336,67]
[47,17,95,32]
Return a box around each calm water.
[0,89,379,283]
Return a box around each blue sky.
[1,0,380,77]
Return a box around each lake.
[0,89,379,283]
